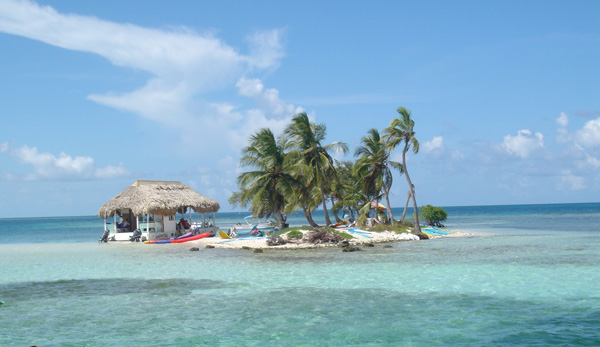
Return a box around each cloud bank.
[0,0,303,187]
[0,0,290,126]
[576,118,600,148]
[501,129,544,158]
[1,142,129,181]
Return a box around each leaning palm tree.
[284,112,348,226]
[230,128,299,230]
[384,107,424,236]
[354,128,402,224]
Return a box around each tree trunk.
[400,190,411,222]
[274,195,286,231]
[382,182,394,224]
[302,205,319,228]
[276,211,285,231]
[331,195,343,223]
[410,184,423,236]
[402,142,425,237]
[319,180,332,226]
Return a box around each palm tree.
[284,112,348,226]
[384,107,424,237]
[354,128,402,224]
[286,176,321,228]
[331,161,364,223]
[230,128,299,230]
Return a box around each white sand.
[187,228,472,250]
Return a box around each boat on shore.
[145,232,212,244]
[230,215,275,234]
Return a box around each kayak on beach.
[145,232,212,244]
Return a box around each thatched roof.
[98,180,220,219]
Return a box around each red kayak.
[169,232,211,243]
[145,232,211,244]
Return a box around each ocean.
[0,203,599,346]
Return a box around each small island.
[220,107,467,250]
[191,220,470,251]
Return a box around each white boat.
[231,215,275,234]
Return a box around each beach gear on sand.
[346,228,373,238]
[422,228,449,236]
[144,232,211,244]
[218,231,232,239]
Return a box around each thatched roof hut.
[98,180,220,219]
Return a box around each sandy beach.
[187,228,472,250]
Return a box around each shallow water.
[1,204,599,346]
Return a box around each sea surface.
[1,203,599,346]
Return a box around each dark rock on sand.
[342,246,362,252]
[267,235,287,246]
[338,240,361,252]
[338,240,350,248]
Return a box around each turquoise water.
[1,204,599,346]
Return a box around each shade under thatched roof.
[98,180,220,219]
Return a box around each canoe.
[170,232,211,243]
[346,229,373,238]
[145,232,211,244]
[147,232,193,243]
[144,233,192,244]
[423,228,449,235]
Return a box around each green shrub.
[337,232,353,239]
[286,230,304,240]
[419,205,448,227]
[275,226,309,234]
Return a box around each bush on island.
[419,205,448,227]
[286,230,303,240]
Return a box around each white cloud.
[0,142,8,153]
[501,129,544,158]
[555,112,571,143]
[421,136,445,159]
[573,144,600,169]
[245,30,286,70]
[236,77,303,118]
[422,136,444,153]
[88,79,192,124]
[3,144,129,181]
[452,150,465,160]
[0,0,286,125]
[559,170,586,190]
[575,117,600,148]
[556,112,569,127]
[176,100,292,154]
[585,153,600,168]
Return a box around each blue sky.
[0,0,598,218]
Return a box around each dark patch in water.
[0,278,244,301]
